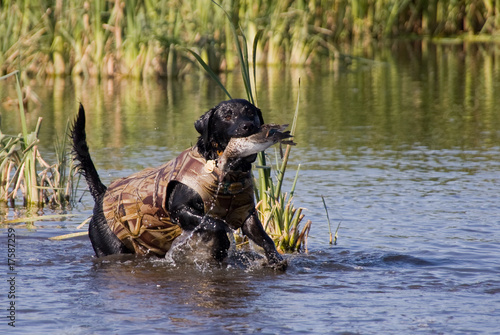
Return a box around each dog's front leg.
[242,210,288,271]
[167,182,206,231]
[168,182,230,261]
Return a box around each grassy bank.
[2,0,500,78]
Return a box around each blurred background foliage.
[2,0,500,78]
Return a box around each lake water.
[1,41,500,334]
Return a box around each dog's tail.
[71,104,107,201]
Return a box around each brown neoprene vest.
[102,147,255,256]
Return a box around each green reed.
[3,0,500,78]
[0,71,76,208]
[255,77,311,253]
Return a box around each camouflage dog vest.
[102,147,255,256]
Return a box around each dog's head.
[195,99,264,162]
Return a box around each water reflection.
[86,257,268,330]
[1,41,499,158]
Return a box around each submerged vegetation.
[2,0,500,78]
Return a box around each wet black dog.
[72,99,286,269]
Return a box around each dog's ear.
[195,107,215,153]
[194,108,215,136]
[195,108,214,135]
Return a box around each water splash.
[204,177,224,217]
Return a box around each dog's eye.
[224,110,233,121]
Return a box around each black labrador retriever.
[72,99,286,270]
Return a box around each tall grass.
[2,0,500,78]
[0,71,77,208]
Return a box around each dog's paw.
[273,258,288,271]
[263,257,288,271]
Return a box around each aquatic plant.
[258,92,312,253]
[0,71,77,207]
[190,1,311,253]
[3,0,500,78]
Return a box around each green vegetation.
[0,71,77,208]
[255,87,311,253]
[2,0,500,78]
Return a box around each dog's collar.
[211,141,224,157]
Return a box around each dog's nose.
[240,122,257,134]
